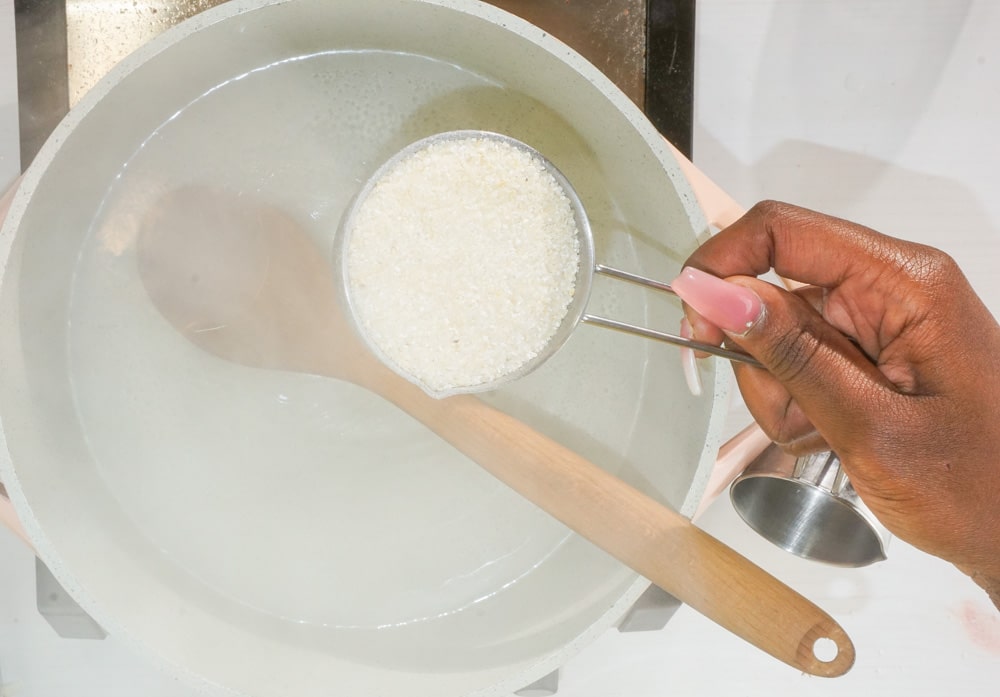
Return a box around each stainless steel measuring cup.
[730,446,890,567]
[339,130,760,397]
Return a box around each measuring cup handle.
[0,484,33,550]
[665,140,746,229]
[0,179,33,551]
[694,422,772,520]
[663,140,807,507]
[666,140,804,294]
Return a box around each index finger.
[686,200,910,288]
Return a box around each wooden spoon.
[136,187,855,677]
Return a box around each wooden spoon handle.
[376,379,855,676]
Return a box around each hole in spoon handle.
[813,636,839,663]
[799,618,855,677]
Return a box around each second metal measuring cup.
[731,446,890,567]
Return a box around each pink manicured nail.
[680,318,703,397]
[671,267,763,335]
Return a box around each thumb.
[671,267,891,446]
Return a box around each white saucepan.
[0,0,830,695]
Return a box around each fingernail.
[680,317,703,397]
[671,267,763,336]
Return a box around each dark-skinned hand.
[671,201,1000,607]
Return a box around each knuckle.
[911,247,960,286]
[890,242,961,289]
[746,199,794,224]
[757,324,824,384]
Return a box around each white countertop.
[2,1,999,695]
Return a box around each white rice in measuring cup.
[345,134,580,396]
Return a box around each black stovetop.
[14,0,695,168]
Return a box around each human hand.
[671,201,1000,604]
